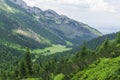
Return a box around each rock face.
[9,0,43,14]
[9,0,28,8]
[27,7,43,14]
[0,0,102,49]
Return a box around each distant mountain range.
[0,0,102,54]
[97,26,120,34]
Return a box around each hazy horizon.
[23,0,120,34]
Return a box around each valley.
[0,0,120,80]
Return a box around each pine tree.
[80,42,87,57]
[103,38,109,49]
[24,48,32,76]
[18,48,32,78]
[116,32,120,43]
[19,60,27,77]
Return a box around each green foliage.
[72,57,120,80]
[97,38,110,52]
[87,32,116,50]
[32,44,72,55]
[24,48,32,75]
[54,73,65,80]
[1,31,120,80]
[103,38,109,49]
[19,59,28,77]
[116,31,120,43]
[80,42,88,57]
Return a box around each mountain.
[0,0,102,55]
[87,32,116,50]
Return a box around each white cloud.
[85,0,117,13]
[23,0,36,6]
[23,0,117,13]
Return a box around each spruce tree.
[80,42,87,57]
[116,32,120,43]
[19,48,32,78]
[24,48,32,76]
[103,38,109,49]
[19,60,27,77]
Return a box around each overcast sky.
[23,0,120,34]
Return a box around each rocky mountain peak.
[43,9,59,18]
[9,0,28,9]
[27,6,43,14]
[44,9,58,15]
[9,0,43,14]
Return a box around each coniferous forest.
[0,32,120,80]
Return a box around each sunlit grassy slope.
[72,56,120,80]
[82,24,102,36]
[32,44,72,55]
[0,40,71,55]
[0,0,18,13]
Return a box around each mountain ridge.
[0,0,102,55]
[9,0,102,36]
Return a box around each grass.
[0,40,25,51]
[0,0,18,13]
[82,24,102,36]
[0,40,72,56]
[65,40,73,46]
[13,29,51,45]
[32,44,72,55]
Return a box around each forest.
[0,32,120,80]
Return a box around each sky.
[23,0,120,34]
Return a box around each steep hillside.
[87,32,116,50]
[0,0,102,53]
[72,56,120,80]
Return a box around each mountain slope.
[72,56,120,80]
[0,0,102,55]
[87,32,116,50]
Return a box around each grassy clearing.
[0,40,25,51]
[32,44,72,55]
[0,40,71,55]
[13,29,51,45]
